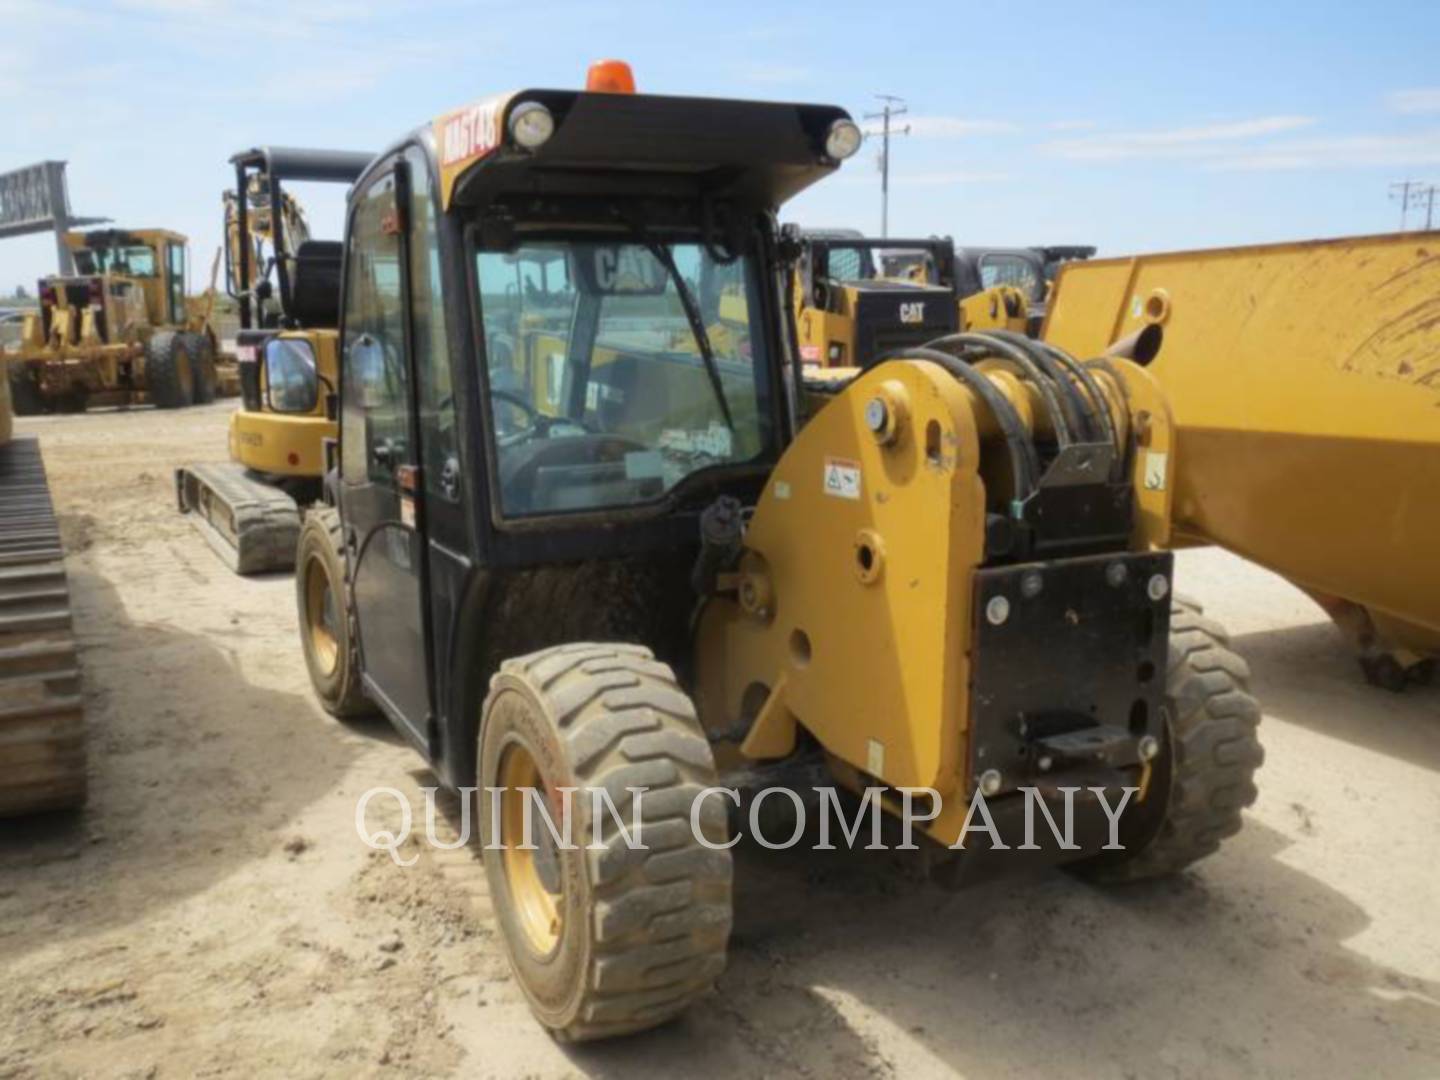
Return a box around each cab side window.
[167,243,186,324]
[403,147,455,500]
[978,252,1040,298]
[340,172,409,484]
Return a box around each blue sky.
[3,0,1440,293]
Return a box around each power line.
[1389,179,1438,231]
[863,95,910,238]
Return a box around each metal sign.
[0,162,67,233]
[0,160,107,274]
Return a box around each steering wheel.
[491,388,539,422]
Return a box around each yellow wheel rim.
[498,741,564,956]
[304,555,339,676]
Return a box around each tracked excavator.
[175,146,372,573]
[1043,233,1440,689]
[0,352,85,815]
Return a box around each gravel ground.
[1,401,1437,1079]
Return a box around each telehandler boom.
[1043,233,1440,688]
[293,60,1262,1041]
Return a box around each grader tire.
[1075,597,1264,882]
[8,371,47,416]
[146,331,195,409]
[187,333,218,405]
[295,509,371,716]
[479,644,732,1042]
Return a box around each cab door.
[338,165,432,743]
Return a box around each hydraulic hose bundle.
[874,331,1127,514]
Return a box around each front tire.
[295,508,371,716]
[479,643,732,1042]
[8,369,47,416]
[1076,598,1264,882]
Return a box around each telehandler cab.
[295,61,1263,1041]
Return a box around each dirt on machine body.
[4,227,233,414]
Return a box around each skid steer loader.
[175,146,372,573]
[293,61,1263,1041]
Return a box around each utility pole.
[1421,184,1438,231]
[1390,180,1418,230]
[863,95,910,238]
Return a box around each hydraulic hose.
[987,329,1096,444]
[922,332,1077,448]
[873,345,1040,507]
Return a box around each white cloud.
[1045,115,1317,160]
[1205,131,1440,171]
[1387,88,1440,115]
[1047,119,1099,132]
[903,115,1018,138]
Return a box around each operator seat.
[288,240,344,328]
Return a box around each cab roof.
[229,146,374,183]
[414,89,852,213]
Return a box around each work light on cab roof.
[825,118,863,160]
[508,101,554,149]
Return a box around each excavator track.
[174,462,301,575]
[0,437,86,817]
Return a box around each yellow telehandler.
[291,61,1262,1041]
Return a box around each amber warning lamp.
[586,59,636,94]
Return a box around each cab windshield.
[73,245,158,277]
[475,238,771,518]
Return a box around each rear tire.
[145,331,194,409]
[1074,598,1264,882]
[295,508,371,716]
[479,644,732,1042]
[187,333,217,405]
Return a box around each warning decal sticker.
[823,457,862,500]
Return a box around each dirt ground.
[1,401,1437,1080]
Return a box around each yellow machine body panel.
[1043,231,1440,661]
[695,361,986,807]
[230,330,340,478]
[694,352,1176,846]
[958,284,1029,334]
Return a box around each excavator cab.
[175,146,372,573]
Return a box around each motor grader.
[293,61,1262,1041]
[5,228,222,413]
[175,146,372,573]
